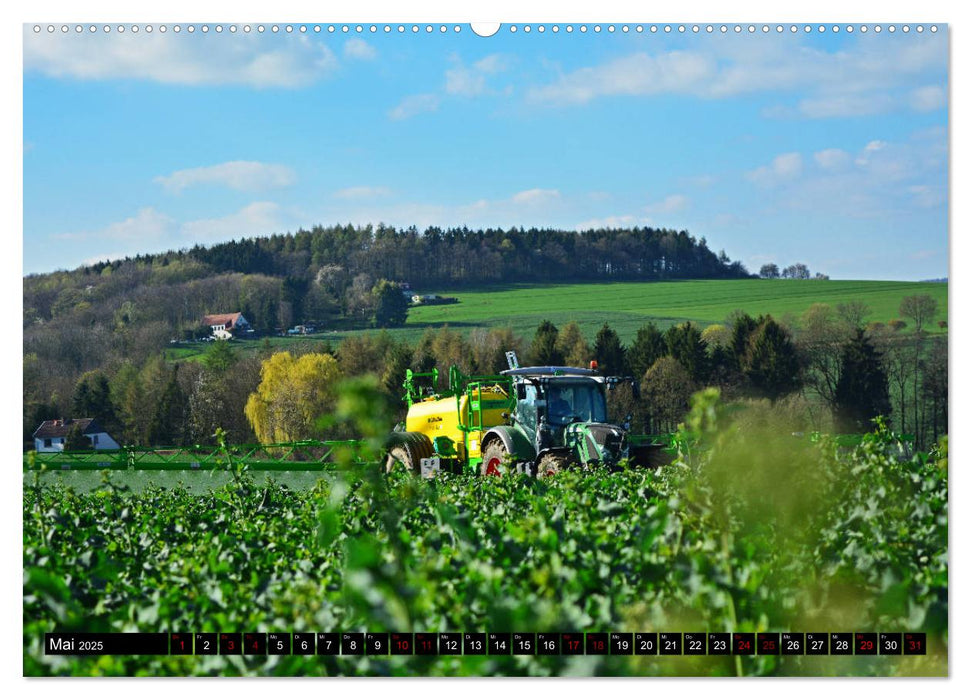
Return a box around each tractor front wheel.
[480,440,508,477]
[536,453,569,479]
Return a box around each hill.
[406,279,949,343]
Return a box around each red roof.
[202,312,244,328]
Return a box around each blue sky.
[23,23,949,279]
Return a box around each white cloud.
[511,188,560,205]
[387,53,510,120]
[53,207,176,242]
[445,66,486,97]
[81,252,129,266]
[527,34,947,119]
[529,51,713,104]
[105,207,175,240]
[854,140,888,166]
[908,185,945,208]
[910,85,946,112]
[747,153,803,186]
[644,194,688,214]
[795,93,896,119]
[180,202,282,241]
[343,39,376,61]
[154,161,296,194]
[334,186,391,200]
[51,203,286,260]
[751,131,947,220]
[575,215,647,230]
[388,93,440,120]
[813,148,851,171]
[24,30,337,88]
[320,187,569,232]
[445,53,508,97]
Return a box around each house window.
[92,434,99,446]
[43,438,51,448]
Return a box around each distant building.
[202,312,250,339]
[32,418,120,452]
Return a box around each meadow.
[408,279,949,343]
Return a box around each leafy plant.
[23,391,947,677]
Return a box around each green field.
[23,469,331,493]
[164,279,947,362]
[409,279,949,343]
[24,412,948,676]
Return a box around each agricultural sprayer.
[385,352,668,477]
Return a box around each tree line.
[26,293,945,452]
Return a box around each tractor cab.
[505,368,608,444]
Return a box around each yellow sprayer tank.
[404,387,511,461]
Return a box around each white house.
[32,418,121,452]
[201,312,250,338]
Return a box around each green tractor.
[479,354,663,477]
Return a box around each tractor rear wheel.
[536,453,569,479]
[480,440,508,477]
[384,433,433,474]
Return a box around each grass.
[165,279,948,361]
[409,279,949,343]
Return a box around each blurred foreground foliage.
[24,380,947,676]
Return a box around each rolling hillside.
[406,279,948,343]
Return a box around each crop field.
[23,469,331,494]
[409,279,949,343]
[23,396,947,677]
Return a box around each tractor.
[385,352,665,477]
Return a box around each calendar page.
[22,15,948,680]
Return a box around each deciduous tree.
[244,352,342,444]
[555,321,592,368]
[372,279,409,328]
[641,356,694,433]
[899,294,938,333]
[759,263,780,279]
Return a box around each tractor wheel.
[384,433,433,474]
[536,453,569,479]
[480,440,509,477]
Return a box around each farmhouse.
[201,312,250,339]
[32,418,120,452]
